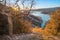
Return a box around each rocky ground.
[0,33,60,40]
[0,33,43,40]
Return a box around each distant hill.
[32,7,60,14]
[33,7,60,11]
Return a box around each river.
[30,11,50,28]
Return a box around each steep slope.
[23,14,43,27]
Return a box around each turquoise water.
[30,11,50,28]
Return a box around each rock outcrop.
[23,14,43,27]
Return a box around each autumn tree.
[12,12,32,34]
[44,9,60,35]
[0,0,36,34]
[10,0,35,34]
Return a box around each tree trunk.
[8,16,13,36]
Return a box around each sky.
[6,0,60,9]
[35,0,60,9]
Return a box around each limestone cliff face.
[23,15,43,27]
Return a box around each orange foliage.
[32,27,43,33]
[44,9,60,36]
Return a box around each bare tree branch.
[27,0,35,15]
[15,0,19,5]
[21,0,26,9]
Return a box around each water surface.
[30,11,50,28]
